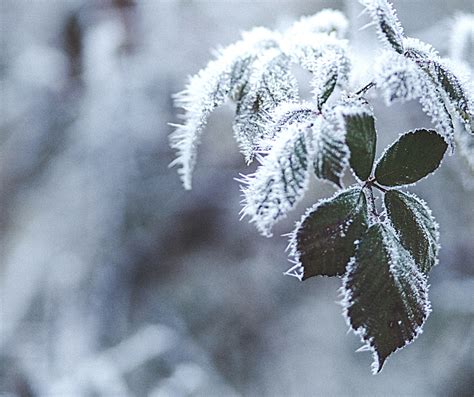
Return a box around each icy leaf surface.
[312,110,349,187]
[240,123,311,237]
[233,50,299,162]
[340,101,377,181]
[258,102,315,151]
[288,187,368,279]
[385,190,439,274]
[375,129,447,187]
[374,51,455,145]
[343,223,430,373]
[360,0,404,54]
[404,37,474,134]
[170,28,279,189]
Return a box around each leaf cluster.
[170,0,474,373]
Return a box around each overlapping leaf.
[343,223,430,373]
[375,129,447,186]
[385,190,439,274]
[233,50,299,162]
[288,187,368,279]
[170,28,280,189]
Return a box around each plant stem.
[355,81,376,96]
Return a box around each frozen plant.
[170,1,473,373]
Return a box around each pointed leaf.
[233,50,299,162]
[312,112,349,187]
[343,223,430,373]
[375,129,447,186]
[288,187,368,279]
[240,123,311,237]
[340,102,377,181]
[385,190,439,274]
[360,0,405,54]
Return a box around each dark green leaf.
[342,108,377,181]
[343,223,430,373]
[385,190,439,274]
[375,129,447,186]
[317,72,337,111]
[289,187,368,279]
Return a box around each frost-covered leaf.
[385,190,439,274]
[258,102,315,151]
[374,51,455,145]
[340,100,377,181]
[288,187,368,280]
[310,48,351,110]
[375,129,447,186]
[343,223,430,373]
[404,38,474,134]
[312,110,349,187]
[170,28,279,189]
[240,123,311,237]
[233,49,299,162]
[360,0,404,53]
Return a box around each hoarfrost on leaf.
[288,187,368,279]
[170,28,280,189]
[342,223,431,373]
[239,123,311,237]
[311,108,349,187]
[233,49,299,162]
[360,0,405,54]
[374,51,455,145]
[384,190,439,274]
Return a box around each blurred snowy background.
[1,0,473,396]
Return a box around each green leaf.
[288,187,368,279]
[343,223,430,373]
[375,129,447,186]
[312,112,349,188]
[317,72,337,111]
[342,107,377,181]
[384,190,439,274]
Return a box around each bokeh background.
[1,1,473,396]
